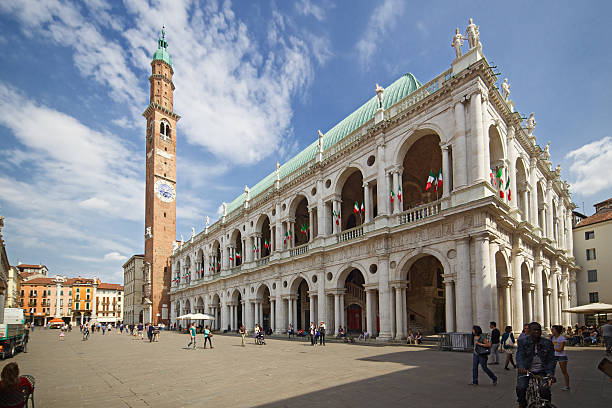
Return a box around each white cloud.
[103,252,128,262]
[565,136,612,196]
[295,0,328,21]
[355,0,405,69]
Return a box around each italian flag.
[229,255,233,261]
[236,251,241,259]
[496,168,504,187]
[490,170,496,187]
[264,239,269,250]
[425,171,435,191]
[360,201,365,213]
[354,201,359,214]
[253,244,257,254]
[505,173,511,201]
[397,186,402,202]
[390,189,395,203]
[437,169,443,189]
[333,210,341,225]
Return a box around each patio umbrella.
[189,313,215,320]
[176,314,194,320]
[49,318,64,323]
[562,303,612,314]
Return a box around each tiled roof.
[21,278,54,285]
[224,73,422,215]
[17,264,46,269]
[575,209,612,228]
[98,283,123,291]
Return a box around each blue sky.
[1,0,611,284]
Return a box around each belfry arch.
[336,168,365,231]
[399,133,442,211]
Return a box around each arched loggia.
[400,133,442,211]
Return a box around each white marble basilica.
[169,19,578,339]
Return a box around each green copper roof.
[225,73,422,215]
[152,26,172,67]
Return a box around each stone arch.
[398,130,443,211]
[395,247,451,282]
[334,167,365,231]
[515,157,529,220]
[399,250,447,333]
[183,298,191,315]
[211,240,221,273]
[174,260,181,286]
[394,124,446,166]
[289,274,312,294]
[184,255,192,284]
[195,296,205,313]
[536,181,546,232]
[230,229,243,266]
[289,195,310,246]
[488,124,506,170]
[333,261,369,289]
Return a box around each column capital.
[325,288,347,296]
[307,290,318,297]
[364,283,379,291]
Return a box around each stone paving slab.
[5,330,611,407]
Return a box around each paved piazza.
[8,330,611,407]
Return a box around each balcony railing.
[338,225,364,243]
[256,256,270,267]
[290,243,309,257]
[397,201,441,225]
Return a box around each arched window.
[159,119,171,140]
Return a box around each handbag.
[475,344,490,355]
[504,335,515,348]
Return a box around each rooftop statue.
[543,141,551,160]
[276,161,280,181]
[318,130,324,153]
[172,241,178,251]
[244,185,250,201]
[466,18,480,49]
[205,216,210,227]
[502,78,511,101]
[222,202,227,217]
[191,227,195,238]
[180,234,184,245]
[451,28,465,58]
[525,113,536,138]
[375,83,385,109]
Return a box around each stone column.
[270,299,276,331]
[569,274,578,325]
[365,288,374,335]
[334,293,341,336]
[259,301,264,327]
[376,139,389,216]
[363,181,371,223]
[543,289,551,330]
[309,293,316,324]
[339,294,346,329]
[377,256,392,340]
[287,296,294,328]
[317,273,326,325]
[550,269,559,325]
[546,180,554,240]
[455,238,472,332]
[245,299,253,331]
[453,100,468,188]
[278,296,286,333]
[504,281,513,327]
[529,158,538,228]
[534,260,545,324]
[525,285,534,323]
[394,286,406,339]
[292,298,298,329]
[392,169,400,214]
[332,200,339,234]
[507,125,518,211]
[511,251,524,330]
[470,91,486,183]
[475,235,491,328]
[442,145,450,197]
[444,279,456,332]
[308,208,314,242]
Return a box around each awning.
[562,303,612,314]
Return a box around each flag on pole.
[426,171,434,191]
[437,169,443,189]
[390,189,395,203]
[360,201,365,213]
[496,167,504,187]
[398,186,402,202]
[236,251,241,260]
[505,172,511,201]
[354,201,359,214]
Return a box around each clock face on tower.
[154,179,176,202]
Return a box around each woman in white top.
[551,325,570,391]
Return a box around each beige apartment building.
[573,198,612,323]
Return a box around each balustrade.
[338,225,364,243]
[289,243,309,257]
[397,201,441,225]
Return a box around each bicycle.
[520,371,557,408]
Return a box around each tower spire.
[153,25,172,66]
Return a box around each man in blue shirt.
[516,322,555,407]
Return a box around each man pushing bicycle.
[516,322,556,407]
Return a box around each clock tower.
[142,27,179,324]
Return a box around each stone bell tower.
[142,26,180,324]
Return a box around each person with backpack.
[501,326,517,370]
[469,325,497,386]
[318,321,326,346]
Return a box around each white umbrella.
[562,303,612,314]
[190,313,216,320]
[176,314,194,320]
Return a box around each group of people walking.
[470,321,573,407]
[186,323,213,349]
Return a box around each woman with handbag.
[501,326,517,370]
[470,325,498,386]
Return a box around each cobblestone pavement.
[6,329,611,407]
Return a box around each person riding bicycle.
[516,322,556,407]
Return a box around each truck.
[0,308,27,359]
